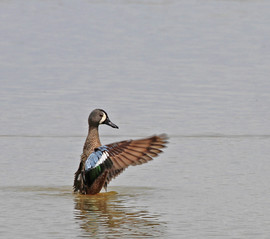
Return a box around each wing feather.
[114,155,129,168]
[103,134,168,187]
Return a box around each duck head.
[88,109,119,129]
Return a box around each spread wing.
[83,146,113,187]
[102,134,168,188]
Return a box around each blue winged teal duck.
[73,109,168,195]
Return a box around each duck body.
[73,109,168,195]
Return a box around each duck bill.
[104,118,119,129]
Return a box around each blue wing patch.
[85,146,109,171]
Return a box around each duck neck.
[82,126,102,161]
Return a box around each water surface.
[1,0,270,238]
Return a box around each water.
[1,0,270,238]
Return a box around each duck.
[73,109,168,195]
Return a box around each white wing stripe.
[95,151,109,167]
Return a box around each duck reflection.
[73,189,166,238]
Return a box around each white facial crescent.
[99,113,107,124]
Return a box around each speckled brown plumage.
[73,109,168,195]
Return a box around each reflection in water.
[74,189,166,238]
